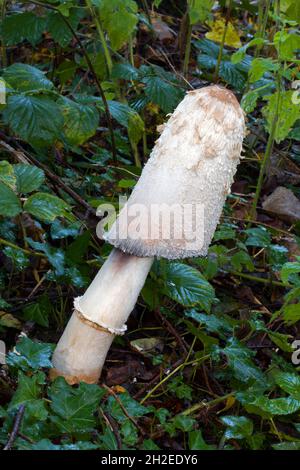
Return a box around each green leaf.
[3,94,63,147]
[49,377,105,433]
[274,31,300,61]
[273,441,300,450]
[222,338,267,385]
[7,336,53,371]
[221,415,253,440]
[252,396,300,416]
[106,391,150,424]
[188,0,214,24]
[189,430,217,450]
[185,309,233,338]
[3,63,54,92]
[58,96,99,145]
[245,227,271,248]
[24,193,70,223]
[0,160,16,189]
[3,246,30,271]
[111,62,139,80]
[0,182,22,217]
[8,371,47,420]
[262,91,300,144]
[14,164,45,193]
[281,259,300,284]
[23,295,52,328]
[232,38,265,64]
[142,70,184,114]
[274,371,300,400]
[248,58,279,83]
[2,12,46,46]
[47,8,84,47]
[160,262,215,312]
[98,0,138,50]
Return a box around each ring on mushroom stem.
[51,85,245,385]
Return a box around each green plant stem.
[180,392,234,417]
[214,0,232,82]
[0,238,44,257]
[140,354,210,404]
[229,270,290,288]
[131,141,141,168]
[85,0,113,76]
[250,73,281,221]
[0,0,7,67]
[182,21,192,78]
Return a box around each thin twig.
[155,309,188,355]
[4,405,26,450]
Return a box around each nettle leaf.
[49,377,105,433]
[3,246,30,271]
[108,100,144,142]
[219,60,246,91]
[98,0,138,51]
[24,193,70,223]
[282,0,300,23]
[282,303,300,325]
[7,336,53,371]
[262,91,300,144]
[274,371,300,400]
[0,160,16,189]
[2,12,46,46]
[232,38,265,64]
[3,94,63,147]
[281,259,300,284]
[58,96,99,145]
[141,69,184,114]
[188,0,214,24]
[160,262,215,312]
[3,63,54,92]
[274,31,300,61]
[47,8,84,47]
[221,415,253,440]
[14,164,45,193]
[0,182,22,217]
[111,62,139,80]
[222,338,267,385]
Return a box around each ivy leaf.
[8,371,48,421]
[160,262,215,312]
[58,96,99,145]
[188,430,217,450]
[23,295,52,328]
[106,391,150,424]
[14,164,45,193]
[2,12,46,46]
[3,63,54,92]
[98,0,138,51]
[24,193,70,223]
[185,309,233,339]
[250,396,300,416]
[262,91,300,144]
[221,415,254,440]
[245,227,271,248]
[0,182,22,217]
[7,336,53,371]
[273,442,300,450]
[3,246,30,271]
[3,94,63,147]
[49,377,105,433]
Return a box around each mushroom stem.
[51,249,153,384]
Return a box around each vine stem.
[23,0,118,166]
[214,0,232,82]
[85,0,113,76]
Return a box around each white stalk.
[51,249,153,384]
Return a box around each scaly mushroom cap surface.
[105,85,245,259]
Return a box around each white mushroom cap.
[105,85,245,259]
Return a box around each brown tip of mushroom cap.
[105,85,245,260]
